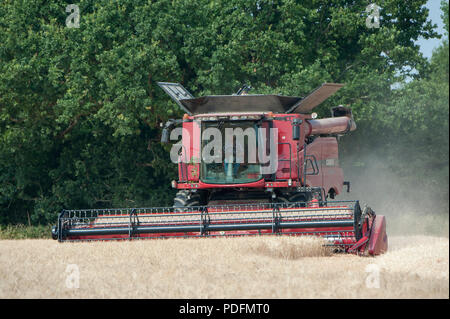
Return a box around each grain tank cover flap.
[157,82,195,115]
[179,95,302,115]
[288,83,344,114]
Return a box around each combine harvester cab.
[52,82,388,256]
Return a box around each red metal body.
[368,215,388,255]
[176,112,352,200]
[52,83,388,257]
[55,201,385,255]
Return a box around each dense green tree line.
[373,2,449,213]
[0,0,447,224]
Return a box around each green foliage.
[341,0,449,214]
[0,0,446,225]
[0,224,52,239]
[442,0,449,34]
[380,34,449,211]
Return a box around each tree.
[340,0,449,215]
[383,0,449,212]
[0,0,441,224]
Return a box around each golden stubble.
[0,235,448,299]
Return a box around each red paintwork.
[69,227,355,241]
[177,180,305,189]
[176,112,345,198]
[348,236,369,253]
[368,215,388,255]
[65,204,375,254]
[307,117,354,136]
[305,137,344,196]
[198,179,266,188]
[58,97,388,256]
[69,226,358,251]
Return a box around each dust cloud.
[339,152,449,237]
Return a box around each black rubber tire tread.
[288,192,310,207]
[275,196,289,206]
[173,191,202,209]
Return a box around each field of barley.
[0,234,448,299]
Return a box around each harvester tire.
[275,196,290,206]
[288,192,310,207]
[173,191,201,210]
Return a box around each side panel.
[320,137,344,195]
[302,137,344,195]
[176,114,346,193]
[274,117,297,181]
[368,215,388,255]
[179,121,201,182]
[273,115,304,181]
[301,139,322,188]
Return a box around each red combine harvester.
[52,82,388,255]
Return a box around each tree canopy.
[0,0,447,224]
